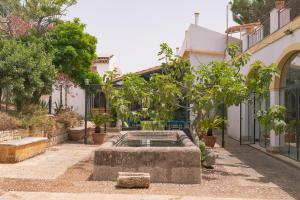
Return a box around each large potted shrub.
[197,116,224,148]
[90,112,112,144]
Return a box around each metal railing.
[245,0,300,50]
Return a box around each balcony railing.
[244,0,300,50]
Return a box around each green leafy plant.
[256,105,287,135]
[199,140,207,162]
[103,43,283,141]
[141,121,165,131]
[197,116,225,136]
[90,112,112,133]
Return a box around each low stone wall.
[93,131,201,184]
[0,130,22,143]
[0,122,68,146]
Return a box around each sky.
[64,0,237,74]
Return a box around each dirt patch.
[0,137,299,199]
[0,155,294,199]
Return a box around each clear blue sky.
[65,0,236,73]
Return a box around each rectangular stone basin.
[93,130,201,184]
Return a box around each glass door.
[240,98,255,145]
[280,88,299,160]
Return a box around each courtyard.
[0,137,299,200]
[1,0,300,199]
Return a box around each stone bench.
[116,172,150,188]
[0,137,48,163]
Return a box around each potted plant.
[197,115,224,148]
[90,112,112,144]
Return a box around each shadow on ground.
[219,134,300,199]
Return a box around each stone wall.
[0,122,68,146]
[0,130,22,143]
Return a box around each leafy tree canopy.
[0,38,56,111]
[103,42,283,137]
[230,0,275,24]
[48,18,101,87]
[0,0,77,37]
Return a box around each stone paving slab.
[0,143,99,179]
[0,192,262,200]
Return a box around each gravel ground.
[0,137,299,200]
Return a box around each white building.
[179,0,300,163]
[179,13,240,65]
[226,0,300,161]
[48,55,121,116]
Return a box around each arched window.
[280,52,300,161]
[284,53,300,87]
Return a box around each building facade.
[48,55,121,116]
[227,0,300,161]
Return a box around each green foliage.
[49,18,100,87]
[141,121,165,131]
[103,42,283,136]
[256,105,287,135]
[0,38,57,111]
[0,0,77,37]
[199,140,207,162]
[197,116,225,135]
[247,61,279,101]
[24,0,77,35]
[158,42,173,63]
[90,112,112,127]
[155,43,282,138]
[230,0,274,24]
[104,71,181,124]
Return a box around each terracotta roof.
[225,22,261,34]
[113,65,161,82]
[93,55,114,64]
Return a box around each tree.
[24,0,77,35]
[49,18,101,87]
[0,0,77,37]
[231,0,275,24]
[104,42,284,139]
[0,0,28,38]
[0,38,56,111]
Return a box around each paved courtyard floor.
[0,137,300,200]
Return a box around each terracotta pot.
[203,135,217,148]
[92,133,106,145]
[68,129,84,141]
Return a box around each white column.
[270,9,279,34]
[269,90,281,152]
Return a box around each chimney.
[275,0,286,10]
[194,12,200,25]
[176,47,179,55]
